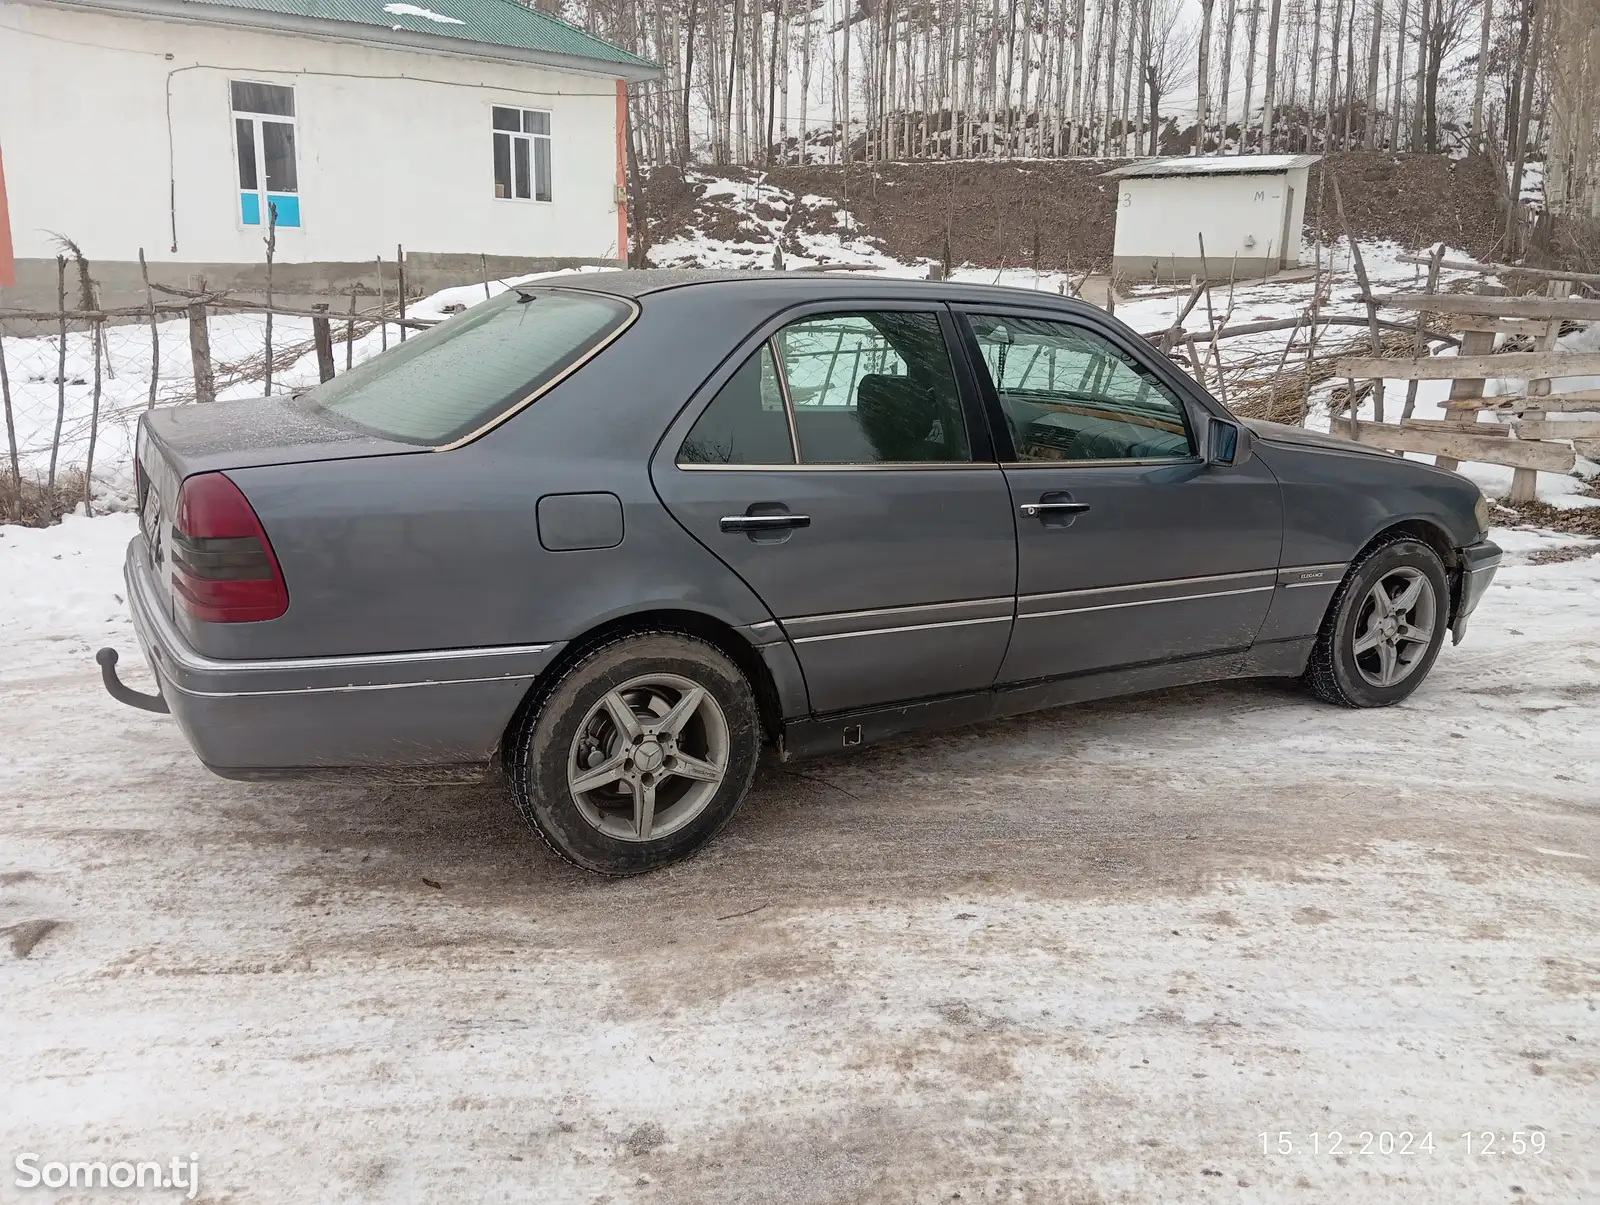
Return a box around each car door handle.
[1019,502,1092,517]
[719,513,812,532]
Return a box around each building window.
[232,81,300,228]
[493,106,551,202]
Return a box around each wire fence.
[1,256,441,525]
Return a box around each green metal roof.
[168,0,655,72]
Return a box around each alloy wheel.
[566,673,730,843]
[1351,566,1438,689]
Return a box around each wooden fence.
[1334,258,1600,501]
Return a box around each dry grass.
[0,469,86,527]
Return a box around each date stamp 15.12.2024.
[1259,1131,1549,1158]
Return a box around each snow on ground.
[1,513,1597,1202]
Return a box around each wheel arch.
[1358,517,1464,615]
[500,608,788,763]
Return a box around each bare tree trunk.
[1308,0,1324,149]
[1469,0,1493,147]
[1342,0,1357,147]
[1240,0,1262,153]
[799,6,812,162]
[841,0,851,161]
[1218,0,1238,149]
[1262,0,1283,149]
[1135,0,1151,152]
[1326,0,1343,149]
[1195,0,1218,152]
[1391,0,1408,148]
[1104,0,1122,153]
[1411,0,1429,150]
[1364,0,1384,147]
[1506,0,1547,247]
[681,0,698,163]
[1070,0,1088,152]
[1120,0,1137,155]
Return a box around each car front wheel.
[1304,535,1451,708]
[509,632,762,875]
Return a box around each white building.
[0,0,657,306]
[1103,155,1320,282]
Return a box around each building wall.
[0,1,623,301]
[1112,169,1311,280]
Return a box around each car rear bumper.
[113,538,564,777]
[1451,538,1502,644]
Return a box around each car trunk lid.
[135,397,419,618]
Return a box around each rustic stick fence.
[1334,266,1600,496]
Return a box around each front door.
[955,308,1283,685]
[653,307,1016,715]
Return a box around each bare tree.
[1239,0,1262,152]
[1145,0,1200,151]
[1262,0,1284,148]
[1469,0,1494,147]
[1364,0,1384,147]
[1195,0,1219,152]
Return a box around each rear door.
[952,306,1283,684]
[652,304,1017,716]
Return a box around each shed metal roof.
[33,0,659,78]
[1102,154,1321,180]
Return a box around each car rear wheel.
[1303,535,1450,708]
[509,632,762,875]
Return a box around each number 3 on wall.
[1121,193,1132,207]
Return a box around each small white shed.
[1103,155,1321,282]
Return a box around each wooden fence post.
[139,248,159,409]
[1509,279,1574,503]
[312,304,335,383]
[188,276,215,404]
[1436,280,1505,471]
[85,318,103,517]
[397,244,408,343]
[48,255,66,497]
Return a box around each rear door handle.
[1019,502,1091,517]
[719,513,811,532]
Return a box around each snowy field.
[1,510,1597,1202]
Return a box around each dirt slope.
[645,153,1507,270]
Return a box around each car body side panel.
[1250,433,1483,649]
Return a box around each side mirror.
[1204,416,1253,466]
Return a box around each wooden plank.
[1368,292,1600,321]
[1512,419,1600,440]
[1510,280,1572,503]
[1444,390,1600,411]
[1348,422,1577,472]
[1450,316,1558,336]
[1400,417,1508,435]
[1393,254,1600,288]
[1333,351,1600,381]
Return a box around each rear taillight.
[170,472,288,623]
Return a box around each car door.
[952,306,1283,685]
[652,305,1016,716]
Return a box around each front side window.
[967,315,1194,463]
[232,81,300,228]
[494,106,552,202]
[303,288,630,446]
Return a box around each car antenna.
[514,288,537,304]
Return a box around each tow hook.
[96,648,170,714]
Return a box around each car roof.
[555,268,1113,318]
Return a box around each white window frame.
[230,79,299,231]
[492,105,553,204]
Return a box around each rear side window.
[304,288,631,446]
[678,345,794,465]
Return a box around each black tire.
[1303,535,1451,708]
[507,632,762,875]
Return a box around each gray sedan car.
[101,270,1501,874]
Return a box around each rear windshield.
[302,288,631,446]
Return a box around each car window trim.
[949,303,1207,467]
[666,298,1003,473]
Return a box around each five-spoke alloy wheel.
[511,632,761,874]
[1305,535,1451,708]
